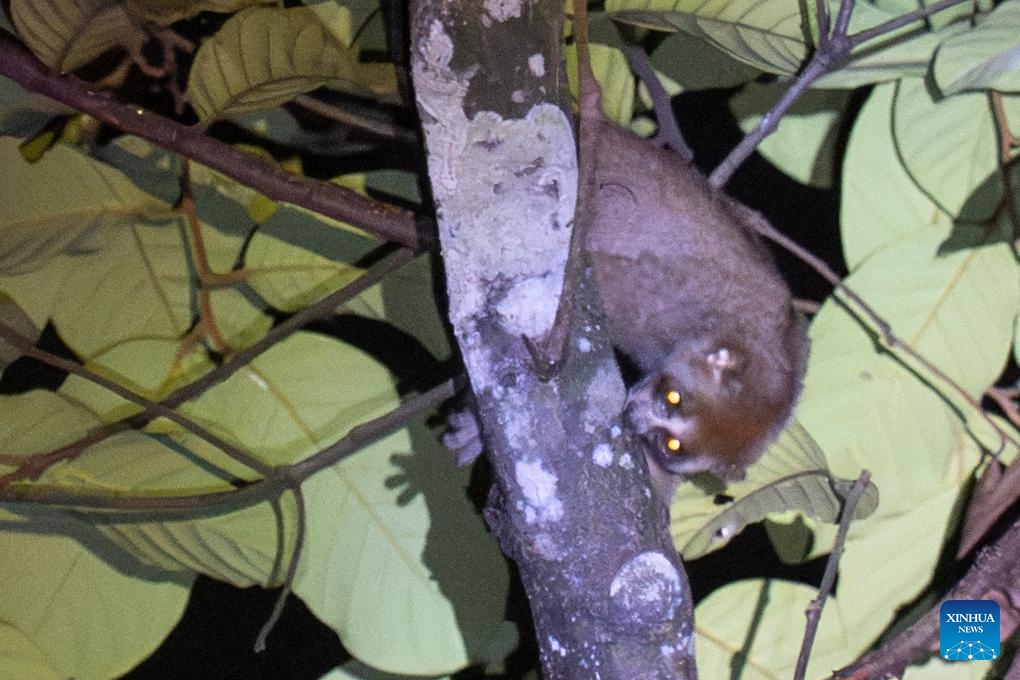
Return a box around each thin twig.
[613,23,692,160]
[0,248,417,487]
[745,213,1019,455]
[0,376,462,515]
[178,158,230,353]
[794,470,871,680]
[0,323,274,482]
[255,486,306,653]
[0,31,431,251]
[293,95,418,144]
[710,0,972,189]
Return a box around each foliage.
[0,0,1017,678]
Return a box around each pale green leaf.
[10,0,145,71]
[695,486,962,676]
[695,579,856,677]
[0,622,62,680]
[608,0,806,75]
[60,338,214,419]
[0,138,166,277]
[244,226,368,314]
[797,238,994,518]
[893,78,1000,222]
[296,433,516,675]
[0,294,39,370]
[126,0,271,24]
[180,331,396,465]
[731,82,848,187]
[0,522,190,680]
[813,24,956,89]
[832,487,966,656]
[933,1,1020,95]
[0,391,99,468]
[320,659,453,680]
[840,83,952,269]
[1,387,290,585]
[187,5,398,121]
[904,656,993,679]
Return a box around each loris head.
[625,337,801,482]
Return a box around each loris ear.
[705,346,744,384]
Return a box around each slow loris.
[586,120,808,488]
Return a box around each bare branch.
[794,470,871,680]
[0,31,432,251]
[0,376,461,516]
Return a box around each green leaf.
[608,0,806,75]
[797,229,1002,518]
[695,579,857,677]
[0,522,191,680]
[731,82,848,187]
[649,31,761,91]
[672,422,878,558]
[0,138,165,277]
[0,294,39,371]
[814,23,956,89]
[126,0,270,24]
[893,78,1000,222]
[244,223,369,314]
[933,1,1020,95]
[0,622,62,680]
[840,83,952,269]
[186,5,398,121]
[9,0,146,71]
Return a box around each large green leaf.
[892,78,1000,222]
[933,1,1020,95]
[0,524,191,680]
[0,137,166,277]
[296,432,517,675]
[840,83,952,269]
[10,0,145,71]
[0,621,62,680]
[797,229,1008,516]
[608,0,806,74]
[1,386,292,586]
[186,5,398,121]
[694,486,965,677]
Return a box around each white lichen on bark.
[412,19,576,349]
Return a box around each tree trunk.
[408,2,697,677]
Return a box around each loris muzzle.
[587,121,809,485]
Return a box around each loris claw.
[586,121,809,493]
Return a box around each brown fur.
[586,121,809,485]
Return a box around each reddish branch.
[0,31,432,251]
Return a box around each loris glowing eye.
[664,389,682,407]
[665,436,683,454]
